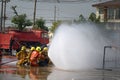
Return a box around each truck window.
[42,33,48,38]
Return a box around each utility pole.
[0,0,10,32]
[3,0,6,31]
[33,0,37,26]
[0,0,4,32]
[54,5,56,22]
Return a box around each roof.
[92,1,120,8]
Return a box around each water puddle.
[0,61,52,80]
[0,62,120,80]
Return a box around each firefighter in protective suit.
[26,47,35,65]
[30,46,41,66]
[16,46,28,65]
[38,47,49,66]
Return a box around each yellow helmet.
[36,46,41,52]
[21,46,26,50]
[30,47,35,51]
[43,47,48,51]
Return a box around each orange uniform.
[30,50,40,66]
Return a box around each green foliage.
[88,12,100,23]
[88,12,96,22]
[11,14,32,31]
[74,14,86,23]
[50,20,61,33]
[35,18,45,29]
[34,18,48,31]
[74,13,100,24]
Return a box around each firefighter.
[26,46,35,65]
[30,46,41,66]
[0,50,2,61]
[38,47,49,66]
[16,46,28,66]
[42,47,48,56]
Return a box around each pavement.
[0,55,17,65]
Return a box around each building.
[92,0,120,22]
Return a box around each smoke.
[48,23,107,70]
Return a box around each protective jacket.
[30,50,40,66]
[16,50,27,60]
[16,50,28,65]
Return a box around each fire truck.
[0,29,49,55]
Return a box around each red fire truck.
[0,29,49,55]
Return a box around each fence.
[103,46,120,70]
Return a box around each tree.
[11,14,32,31]
[11,5,32,31]
[34,18,48,31]
[88,12,96,22]
[50,20,61,33]
[74,14,86,23]
[88,12,100,23]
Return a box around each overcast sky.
[1,0,110,26]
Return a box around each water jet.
[48,23,107,70]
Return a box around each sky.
[1,0,110,27]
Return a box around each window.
[99,8,104,14]
[107,8,114,19]
[42,33,49,38]
[107,8,120,20]
[115,8,120,19]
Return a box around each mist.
[48,23,107,70]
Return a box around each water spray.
[48,23,106,70]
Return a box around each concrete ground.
[0,55,17,65]
[0,55,120,80]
